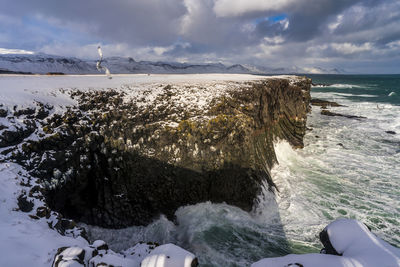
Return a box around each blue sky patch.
[252,14,288,25]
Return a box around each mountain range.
[0,53,344,75]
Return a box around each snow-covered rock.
[252,219,400,267]
[141,244,198,267]
[52,247,86,267]
[51,241,197,267]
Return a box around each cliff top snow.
[0,73,301,110]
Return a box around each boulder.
[17,194,34,212]
[141,244,198,267]
[251,219,400,267]
[52,247,85,267]
[0,108,7,117]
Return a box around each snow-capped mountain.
[0,52,345,75]
[0,54,94,74]
[0,53,257,75]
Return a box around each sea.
[84,74,400,266]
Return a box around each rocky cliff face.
[3,76,311,228]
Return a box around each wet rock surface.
[2,77,311,228]
[310,98,344,108]
[320,109,366,119]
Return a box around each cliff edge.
[1,74,311,228]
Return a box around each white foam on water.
[256,91,400,252]
[333,92,378,98]
[312,84,363,89]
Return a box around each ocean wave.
[330,84,363,88]
[312,83,362,88]
[333,93,377,98]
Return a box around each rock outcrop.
[3,76,311,228]
[320,109,366,119]
[52,241,198,267]
[252,219,400,267]
[310,98,344,108]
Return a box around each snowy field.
[0,73,295,111]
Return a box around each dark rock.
[29,185,44,199]
[29,214,40,220]
[51,241,139,266]
[46,72,65,75]
[0,120,36,148]
[337,143,345,148]
[93,240,108,251]
[36,105,51,120]
[13,107,35,117]
[36,206,51,218]
[319,228,342,256]
[311,98,344,108]
[46,212,88,240]
[0,108,7,118]
[0,69,32,75]
[192,258,199,267]
[54,217,76,232]
[17,194,34,212]
[386,131,396,135]
[321,110,366,120]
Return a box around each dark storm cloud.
[0,0,187,46]
[0,0,399,72]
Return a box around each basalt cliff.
[0,75,311,228]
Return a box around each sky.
[0,0,399,73]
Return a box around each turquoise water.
[85,75,400,266]
[309,74,400,105]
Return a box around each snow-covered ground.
[0,73,290,108]
[0,163,88,266]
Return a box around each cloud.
[331,42,373,55]
[0,48,34,54]
[213,0,294,17]
[0,0,187,46]
[0,0,399,73]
